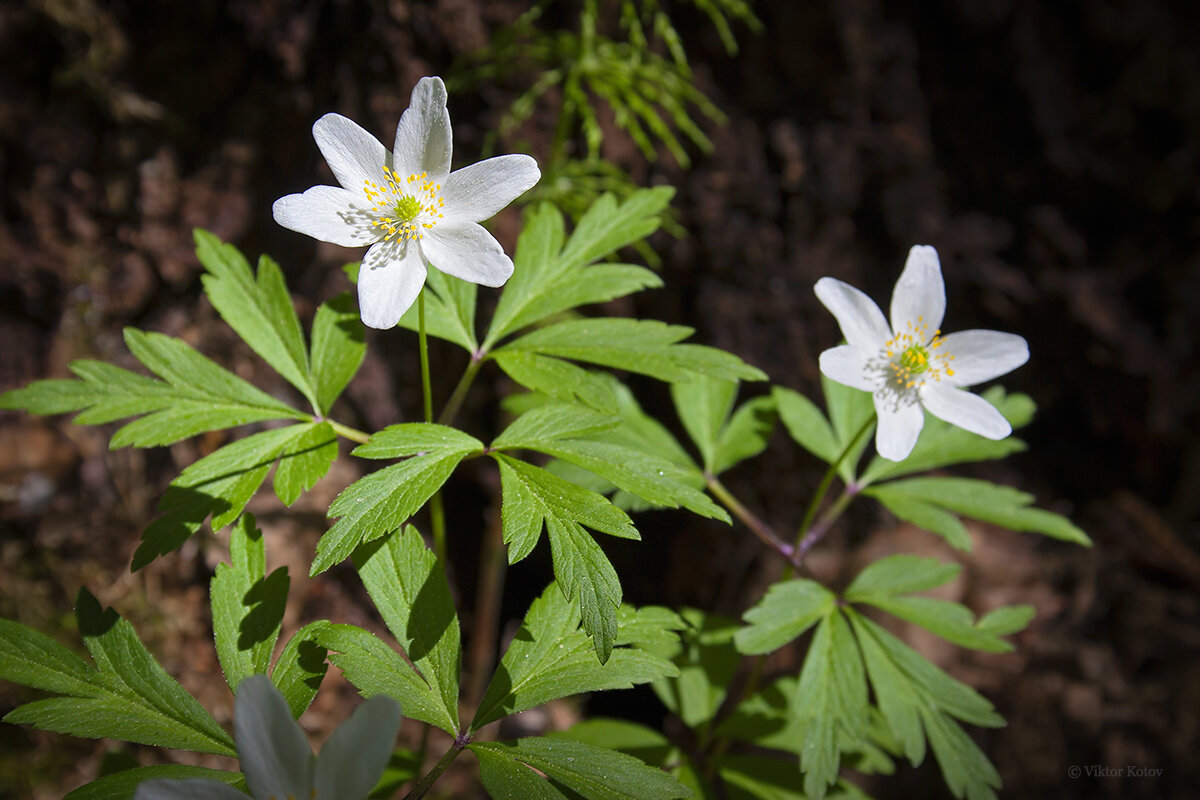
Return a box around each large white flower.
[134,675,400,800]
[273,76,540,329]
[814,245,1029,462]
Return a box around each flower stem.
[438,354,483,427]
[326,419,371,445]
[793,416,875,549]
[403,735,469,800]
[707,476,800,570]
[417,289,448,563]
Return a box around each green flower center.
[392,195,423,222]
[899,344,930,375]
[362,166,445,242]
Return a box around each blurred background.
[1,1,1197,798]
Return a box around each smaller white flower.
[814,245,1029,461]
[134,675,400,800]
[273,76,540,329]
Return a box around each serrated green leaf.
[860,388,1034,484]
[62,765,244,800]
[672,376,737,472]
[474,742,570,800]
[643,608,740,730]
[2,590,235,756]
[0,621,95,698]
[353,527,461,734]
[493,403,621,450]
[844,555,961,598]
[397,268,479,352]
[313,430,481,574]
[499,317,764,383]
[310,292,366,415]
[211,515,287,691]
[712,395,777,476]
[274,421,337,506]
[472,736,692,800]
[271,620,330,719]
[316,624,450,732]
[793,612,869,800]
[494,351,619,411]
[559,718,673,768]
[548,517,622,663]
[735,579,836,655]
[864,486,972,550]
[821,375,875,483]
[773,386,838,464]
[471,583,680,730]
[195,229,317,412]
[133,423,319,569]
[868,477,1090,545]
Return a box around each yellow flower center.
[362,166,445,242]
[880,316,956,391]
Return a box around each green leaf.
[793,612,869,800]
[735,579,836,655]
[671,376,737,472]
[211,515,287,693]
[397,268,479,352]
[273,420,337,506]
[848,611,1002,800]
[310,292,366,415]
[863,486,972,550]
[492,403,622,450]
[133,423,321,569]
[63,765,244,800]
[485,191,672,348]
[498,317,765,384]
[353,527,461,734]
[643,609,740,731]
[317,624,450,732]
[976,605,1036,638]
[844,555,961,598]
[472,736,691,800]
[860,388,1034,484]
[866,477,1090,546]
[195,229,317,412]
[271,620,331,719]
[494,351,618,411]
[0,331,304,449]
[471,583,680,730]
[712,395,777,476]
[548,517,623,664]
[369,749,424,799]
[821,375,875,483]
[2,589,235,756]
[559,718,673,768]
[773,386,838,464]
[312,426,483,574]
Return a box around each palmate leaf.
[672,376,776,476]
[0,329,306,449]
[311,424,483,574]
[133,422,336,569]
[734,579,835,656]
[471,582,680,730]
[472,736,691,800]
[493,350,619,412]
[63,765,244,800]
[484,191,671,350]
[0,589,234,756]
[863,476,1090,548]
[211,514,288,692]
[352,526,461,735]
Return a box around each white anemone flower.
[134,675,400,800]
[273,76,540,329]
[814,245,1029,462]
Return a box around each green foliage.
[312,424,483,574]
[472,736,691,799]
[734,579,835,655]
[62,766,244,800]
[0,589,234,756]
[310,292,368,415]
[398,265,481,353]
[133,421,336,569]
[211,514,288,691]
[643,609,740,733]
[472,582,681,730]
[270,620,331,719]
[353,527,462,735]
[673,377,776,475]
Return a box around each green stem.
[794,416,875,547]
[707,476,800,570]
[438,355,484,427]
[403,737,468,800]
[327,419,371,445]
[417,289,447,563]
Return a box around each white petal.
[358,240,427,328]
[873,396,925,461]
[818,345,877,392]
[938,330,1029,386]
[273,186,380,248]
[313,695,402,800]
[814,278,891,350]
[920,383,1012,439]
[134,779,249,800]
[890,245,945,334]
[441,154,540,224]
[313,114,388,193]
[421,222,514,287]
[234,675,314,800]
[393,77,452,182]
